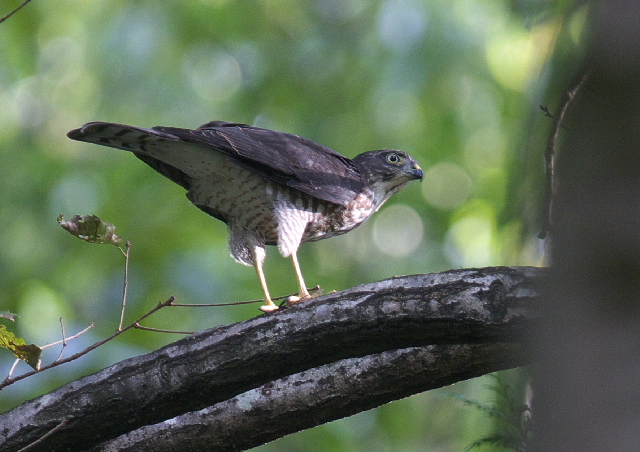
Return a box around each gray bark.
[0,266,542,452]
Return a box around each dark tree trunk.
[534,2,640,451]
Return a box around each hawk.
[67,121,423,311]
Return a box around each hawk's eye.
[386,153,402,164]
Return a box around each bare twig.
[539,72,588,239]
[0,298,175,390]
[16,419,69,452]
[133,323,193,335]
[54,318,67,362]
[40,323,95,351]
[6,359,20,381]
[172,286,323,307]
[4,323,94,382]
[539,104,554,118]
[0,0,33,24]
[171,300,262,307]
[118,241,132,331]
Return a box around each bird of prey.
[68,121,423,311]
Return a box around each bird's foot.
[283,286,323,304]
[260,287,323,312]
[259,302,279,312]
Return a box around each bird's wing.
[155,121,364,206]
[68,121,364,206]
[67,122,200,191]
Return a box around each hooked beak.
[411,163,424,181]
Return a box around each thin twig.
[539,104,554,118]
[0,0,33,24]
[133,323,194,335]
[538,72,588,239]
[6,358,20,380]
[60,318,67,346]
[40,323,94,350]
[172,299,263,307]
[4,323,92,382]
[171,286,323,307]
[118,241,132,331]
[0,298,175,390]
[54,318,68,362]
[16,419,69,452]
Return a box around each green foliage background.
[0,0,584,450]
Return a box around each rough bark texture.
[0,266,542,452]
[90,343,525,452]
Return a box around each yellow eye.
[386,153,402,164]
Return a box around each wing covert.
[153,122,364,206]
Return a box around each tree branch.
[0,0,34,24]
[538,72,588,239]
[89,343,525,452]
[0,266,542,452]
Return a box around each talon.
[259,304,279,312]
[284,287,320,305]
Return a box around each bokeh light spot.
[377,0,428,51]
[49,173,102,219]
[444,210,496,267]
[485,29,536,92]
[422,162,472,210]
[372,204,424,257]
[463,126,507,170]
[183,46,242,102]
[485,21,558,93]
[18,280,68,344]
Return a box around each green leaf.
[0,325,42,371]
[58,214,123,246]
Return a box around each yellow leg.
[291,249,310,300]
[253,250,278,312]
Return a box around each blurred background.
[0,0,585,450]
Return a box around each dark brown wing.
[153,121,364,206]
[68,121,364,206]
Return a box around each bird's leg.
[253,248,278,312]
[290,249,310,301]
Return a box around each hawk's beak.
[411,164,424,181]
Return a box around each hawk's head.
[353,149,423,208]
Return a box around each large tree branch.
[0,266,542,452]
[89,343,526,452]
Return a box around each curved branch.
[538,72,588,239]
[89,343,526,452]
[0,266,542,452]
